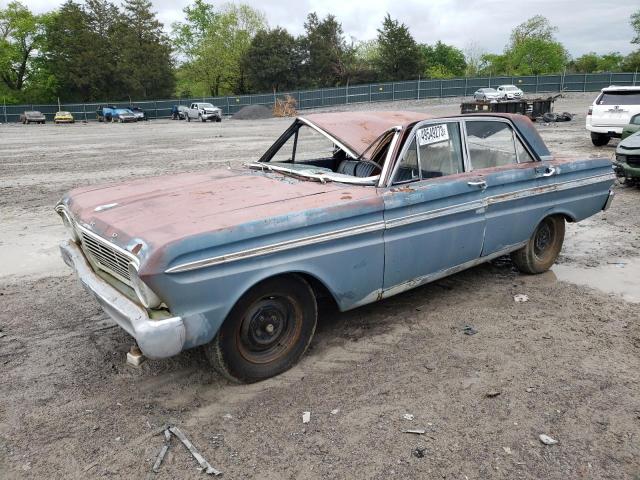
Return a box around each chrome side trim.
[488,173,615,205]
[166,173,615,273]
[381,241,528,299]
[385,199,486,229]
[165,221,386,273]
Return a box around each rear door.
[381,120,486,295]
[462,118,543,255]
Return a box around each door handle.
[468,180,487,189]
[536,165,556,177]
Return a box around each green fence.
[2,71,638,124]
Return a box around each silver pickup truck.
[186,103,222,122]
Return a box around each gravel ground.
[1,92,639,479]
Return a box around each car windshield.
[505,86,517,91]
[200,103,215,109]
[57,111,71,115]
[26,111,40,115]
[598,91,640,105]
[247,120,394,185]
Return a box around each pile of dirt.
[232,104,273,120]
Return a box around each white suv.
[496,84,524,99]
[586,86,640,146]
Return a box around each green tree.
[571,52,623,73]
[0,1,47,100]
[242,28,298,92]
[375,14,423,81]
[631,8,640,45]
[421,41,466,78]
[172,2,266,96]
[299,13,350,88]
[120,0,174,99]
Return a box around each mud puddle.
[552,257,640,303]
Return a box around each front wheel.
[511,216,565,274]
[591,132,610,147]
[205,275,317,383]
[200,114,206,122]
[187,115,191,122]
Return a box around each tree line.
[1,1,640,105]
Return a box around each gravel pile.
[233,104,273,120]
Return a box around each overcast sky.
[11,0,638,57]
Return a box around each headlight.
[128,263,162,309]
[57,207,80,242]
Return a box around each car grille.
[627,156,640,167]
[79,230,133,285]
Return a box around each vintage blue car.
[55,111,615,382]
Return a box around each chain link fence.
[2,71,638,124]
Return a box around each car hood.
[63,168,380,273]
[618,131,640,150]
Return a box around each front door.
[382,120,486,296]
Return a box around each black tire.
[591,132,609,147]
[187,115,191,122]
[216,117,222,123]
[200,114,206,122]
[206,275,317,383]
[511,216,565,274]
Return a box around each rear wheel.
[187,114,191,122]
[591,132,610,146]
[511,216,565,274]
[206,275,317,383]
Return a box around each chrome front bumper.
[60,240,185,359]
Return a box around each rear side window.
[466,121,517,169]
[597,91,640,105]
[631,114,640,125]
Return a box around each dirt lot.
[1,93,639,479]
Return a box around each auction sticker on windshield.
[417,124,450,146]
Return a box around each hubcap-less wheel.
[237,296,301,364]
[511,216,565,274]
[206,275,317,383]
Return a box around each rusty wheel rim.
[237,295,302,364]
[533,218,555,260]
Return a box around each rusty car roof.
[300,111,432,158]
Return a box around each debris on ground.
[485,390,501,398]
[539,434,559,445]
[232,104,273,120]
[302,411,311,424]
[514,294,529,303]
[403,429,426,435]
[462,325,478,335]
[402,414,415,421]
[503,446,513,454]
[412,446,427,458]
[330,409,340,415]
[539,112,573,123]
[169,426,222,476]
[150,426,222,476]
[273,95,297,117]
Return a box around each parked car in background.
[473,88,501,101]
[186,102,222,122]
[587,86,640,146]
[56,111,615,383]
[129,107,147,121]
[112,108,138,123]
[614,130,640,186]
[496,85,524,100]
[621,113,640,140]
[171,105,188,120]
[19,111,46,124]
[96,105,117,122]
[54,111,75,124]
